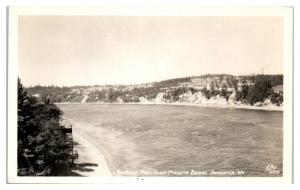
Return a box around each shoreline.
[71,131,113,177]
[56,101,283,112]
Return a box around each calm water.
[58,104,283,177]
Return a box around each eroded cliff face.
[151,90,280,108]
[152,91,227,105]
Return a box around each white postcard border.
[7,6,293,184]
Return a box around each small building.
[59,120,78,164]
[272,85,283,94]
[206,82,211,90]
[32,93,40,98]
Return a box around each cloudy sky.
[18,16,283,86]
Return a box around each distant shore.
[56,101,283,112]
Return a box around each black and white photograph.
[7,6,293,183]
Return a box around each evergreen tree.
[18,78,71,176]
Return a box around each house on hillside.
[237,82,243,92]
[237,80,254,92]
[190,77,207,89]
[206,82,211,90]
[226,87,235,92]
[178,82,193,88]
[71,88,81,95]
[32,93,40,98]
[272,85,283,95]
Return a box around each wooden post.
[71,124,74,164]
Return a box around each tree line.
[18,78,72,176]
[235,75,283,105]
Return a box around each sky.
[18,16,283,86]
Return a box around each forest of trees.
[18,78,72,176]
[235,75,283,105]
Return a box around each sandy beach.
[70,129,112,176]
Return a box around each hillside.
[25,74,283,107]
